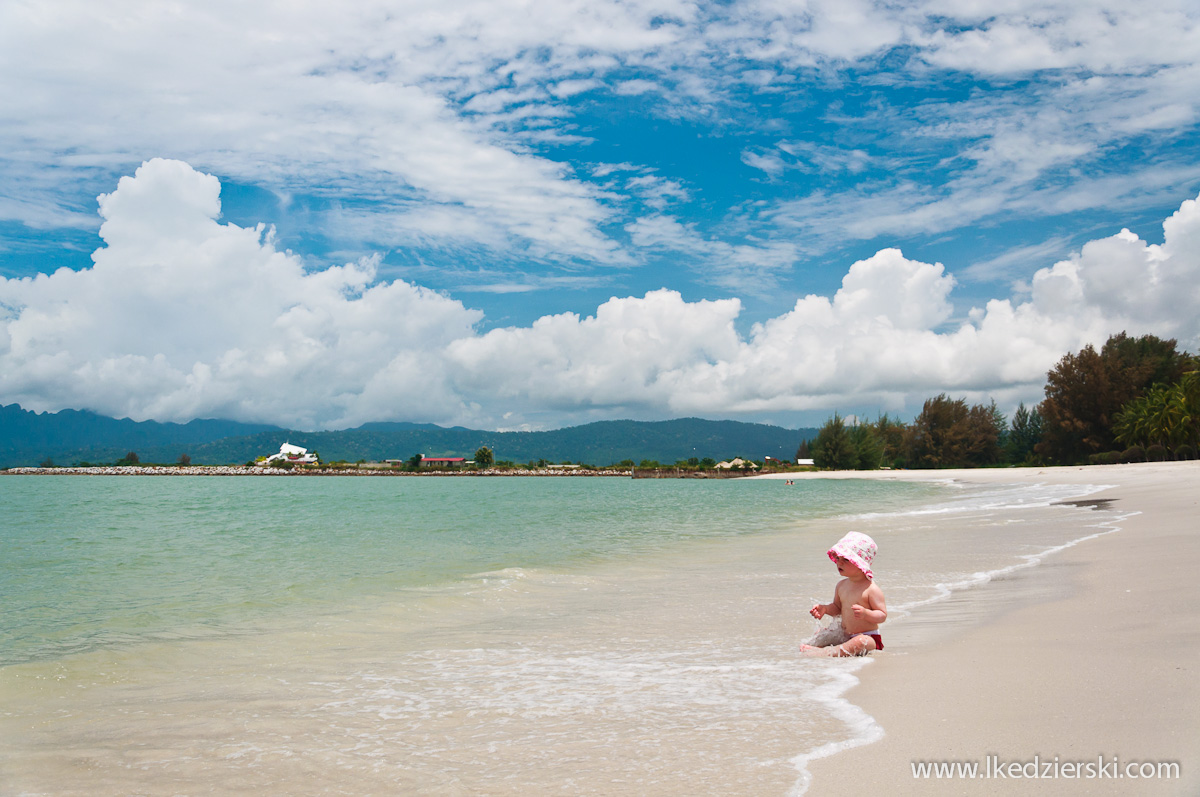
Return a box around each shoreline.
[757,463,1200,796]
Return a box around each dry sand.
[757,462,1200,796]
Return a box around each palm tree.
[1115,372,1200,455]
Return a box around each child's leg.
[801,634,877,657]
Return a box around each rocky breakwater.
[3,465,293,476]
[4,466,634,477]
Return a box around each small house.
[419,456,467,469]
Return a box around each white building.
[714,457,759,470]
[264,442,319,466]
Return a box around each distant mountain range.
[0,404,816,468]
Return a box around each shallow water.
[0,474,1121,794]
[0,475,935,668]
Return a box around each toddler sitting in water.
[801,532,887,657]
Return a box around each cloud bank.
[3,0,1198,287]
[2,160,1198,429]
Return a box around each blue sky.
[2,0,1199,431]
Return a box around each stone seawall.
[3,466,633,477]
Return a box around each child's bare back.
[801,532,887,657]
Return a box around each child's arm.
[810,587,843,619]
[850,586,887,624]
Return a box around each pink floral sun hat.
[827,532,877,580]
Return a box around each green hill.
[174,418,814,466]
[0,404,279,467]
[1,405,815,467]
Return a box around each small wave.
[462,567,601,587]
[787,658,882,796]
[844,481,1116,522]
[311,642,852,791]
[891,508,1135,617]
[464,566,534,581]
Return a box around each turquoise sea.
[1,475,941,668]
[0,473,1119,795]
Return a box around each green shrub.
[115,451,140,466]
[1121,446,1146,463]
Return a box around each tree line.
[806,333,1200,470]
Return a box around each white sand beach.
[2,465,1196,795]
[757,463,1200,796]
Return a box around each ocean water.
[0,474,1123,795]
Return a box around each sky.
[2,0,1199,432]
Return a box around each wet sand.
[761,463,1200,796]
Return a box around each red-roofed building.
[419,456,467,468]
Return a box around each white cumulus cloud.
[0,159,482,429]
[2,161,1198,429]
